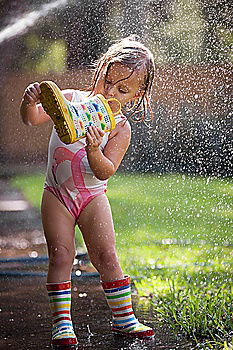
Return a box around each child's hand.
[86,126,105,152]
[22,82,41,106]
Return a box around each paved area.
[0,178,42,234]
[0,176,46,259]
[0,276,193,350]
[0,174,194,350]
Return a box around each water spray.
[0,0,69,44]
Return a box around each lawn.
[11,172,233,349]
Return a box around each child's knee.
[90,248,119,269]
[49,244,75,267]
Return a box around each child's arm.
[20,82,51,126]
[86,121,131,180]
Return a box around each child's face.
[93,62,145,107]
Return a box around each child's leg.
[41,190,76,283]
[41,190,78,347]
[76,194,123,282]
[77,194,154,338]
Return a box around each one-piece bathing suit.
[44,89,125,221]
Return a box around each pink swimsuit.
[44,89,125,220]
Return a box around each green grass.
[109,173,232,246]
[11,172,233,348]
[11,172,233,245]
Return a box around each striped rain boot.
[46,281,78,349]
[102,275,155,338]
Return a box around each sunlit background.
[0,0,232,177]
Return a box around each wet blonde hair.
[91,35,155,122]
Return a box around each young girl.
[20,35,155,349]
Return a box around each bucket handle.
[106,97,122,116]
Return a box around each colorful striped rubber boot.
[102,275,155,338]
[40,81,121,144]
[46,281,78,349]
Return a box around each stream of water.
[0,0,70,44]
